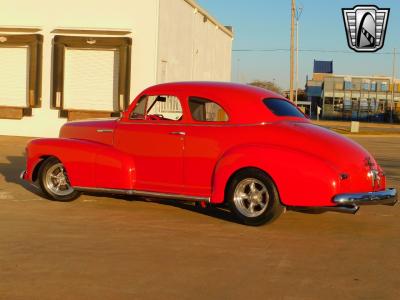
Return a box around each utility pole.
[295,4,303,105]
[236,58,241,83]
[290,0,295,101]
[390,48,396,123]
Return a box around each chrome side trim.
[118,121,271,127]
[333,188,397,206]
[96,129,114,133]
[74,186,210,202]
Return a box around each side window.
[188,97,229,122]
[130,95,183,121]
[131,96,147,119]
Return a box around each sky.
[196,0,400,89]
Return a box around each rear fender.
[26,138,135,189]
[211,144,340,207]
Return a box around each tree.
[248,80,283,95]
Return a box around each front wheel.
[226,168,284,226]
[38,157,80,201]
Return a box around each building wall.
[0,0,232,137]
[0,0,157,137]
[157,0,232,83]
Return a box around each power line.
[232,48,397,55]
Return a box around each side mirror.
[156,96,167,102]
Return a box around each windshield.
[263,98,305,118]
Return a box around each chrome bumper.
[333,188,397,206]
[20,170,26,180]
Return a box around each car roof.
[141,81,290,123]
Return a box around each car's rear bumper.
[333,188,397,206]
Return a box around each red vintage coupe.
[21,82,397,225]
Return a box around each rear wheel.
[38,157,80,201]
[226,168,284,226]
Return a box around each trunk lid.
[269,121,382,193]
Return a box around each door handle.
[169,131,186,136]
[97,129,114,133]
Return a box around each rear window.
[263,98,305,118]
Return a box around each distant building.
[305,60,400,122]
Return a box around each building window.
[371,82,377,91]
[52,35,131,120]
[0,34,43,119]
[352,79,361,90]
[344,81,352,90]
[334,98,344,112]
[378,100,386,113]
[334,79,344,90]
[343,98,352,111]
[362,82,370,91]
[381,82,389,92]
[359,99,369,111]
[370,98,378,112]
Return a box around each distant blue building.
[305,60,333,118]
[313,60,333,74]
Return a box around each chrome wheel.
[233,178,269,218]
[44,163,74,196]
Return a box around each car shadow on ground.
[145,199,240,224]
[88,192,241,224]
[0,155,47,198]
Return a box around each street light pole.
[290,0,295,101]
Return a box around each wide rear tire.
[226,168,284,226]
[38,157,80,201]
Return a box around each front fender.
[25,138,135,189]
[211,144,340,207]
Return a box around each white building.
[0,0,233,137]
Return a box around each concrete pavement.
[313,120,400,135]
[0,135,399,299]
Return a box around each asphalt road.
[0,135,399,300]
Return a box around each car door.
[183,96,231,197]
[114,94,185,195]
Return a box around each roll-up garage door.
[0,47,28,107]
[63,48,119,111]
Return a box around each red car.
[21,82,397,226]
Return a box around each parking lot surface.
[0,135,399,299]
